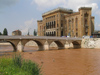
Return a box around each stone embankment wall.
[81,38,100,48]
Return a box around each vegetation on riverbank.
[0,54,42,75]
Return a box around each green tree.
[27,31,29,36]
[0,32,2,35]
[3,28,8,35]
[33,29,37,36]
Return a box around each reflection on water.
[0,45,38,56]
[0,45,13,53]
[24,46,38,52]
[0,45,38,52]
[1,45,100,75]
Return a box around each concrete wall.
[81,38,100,48]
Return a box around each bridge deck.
[0,36,82,40]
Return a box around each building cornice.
[65,12,80,17]
[37,20,43,22]
[42,7,73,17]
[79,7,92,11]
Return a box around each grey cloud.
[0,0,19,8]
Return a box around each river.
[0,45,100,75]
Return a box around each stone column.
[65,41,73,49]
[64,41,69,49]
[44,41,50,50]
[74,44,81,48]
[38,46,44,51]
[17,41,24,52]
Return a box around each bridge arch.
[33,40,44,51]
[54,41,64,49]
[0,41,17,52]
[8,41,17,51]
[71,41,81,48]
[22,40,46,51]
[48,40,65,50]
[21,40,37,52]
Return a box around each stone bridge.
[0,36,82,52]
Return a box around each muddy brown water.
[0,45,100,75]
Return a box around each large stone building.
[37,7,94,37]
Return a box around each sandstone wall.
[81,38,100,48]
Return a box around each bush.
[0,54,42,75]
[12,54,22,67]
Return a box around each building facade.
[37,7,94,37]
[12,30,22,35]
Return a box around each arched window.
[72,19,74,37]
[52,32,53,36]
[72,19,74,29]
[54,31,56,36]
[48,32,49,36]
[84,12,88,17]
[75,18,78,37]
[68,19,71,30]
[47,25,48,29]
[76,18,78,28]
[61,30,63,36]
[50,25,51,29]
[50,32,51,36]
[61,20,63,27]
[52,21,53,25]
[46,23,47,29]
[52,25,54,28]
[76,33,78,37]
[68,19,71,36]
[57,24,58,27]
[85,19,87,25]
[52,21,53,28]
[50,22,51,25]
[48,22,49,29]
[54,21,56,28]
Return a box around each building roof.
[65,12,80,17]
[37,20,43,22]
[12,30,21,32]
[79,7,92,11]
[42,7,73,17]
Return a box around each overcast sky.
[0,0,100,35]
